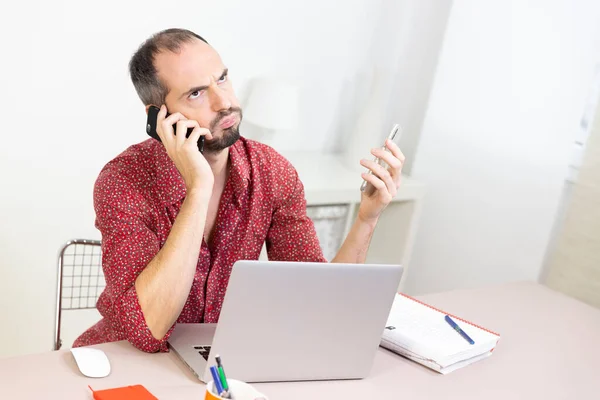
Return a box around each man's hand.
[358,139,405,222]
[156,105,214,195]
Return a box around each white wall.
[0,0,399,358]
[404,0,600,295]
[378,0,454,176]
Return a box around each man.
[74,28,405,353]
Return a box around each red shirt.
[73,137,326,352]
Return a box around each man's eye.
[190,90,201,99]
[218,75,228,84]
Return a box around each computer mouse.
[70,347,111,378]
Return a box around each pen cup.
[205,379,269,400]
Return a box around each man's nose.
[210,86,232,112]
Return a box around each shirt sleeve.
[94,167,174,353]
[265,164,327,263]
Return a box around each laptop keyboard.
[194,345,212,360]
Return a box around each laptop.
[168,260,403,383]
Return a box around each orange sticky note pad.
[89,384,158,400]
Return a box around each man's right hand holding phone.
[155,105,214,196]
[135,104,215,340]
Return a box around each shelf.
[280,151,426,206]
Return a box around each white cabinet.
[262,151,426,291]
[306,205,350,261]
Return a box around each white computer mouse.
[70,347,111,378]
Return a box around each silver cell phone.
[360,124,402,193]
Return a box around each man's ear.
[145,104,153,115]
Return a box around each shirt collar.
[152,138,250,207]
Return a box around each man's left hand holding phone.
[146,104,214,194]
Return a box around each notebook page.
[383,295,499,360]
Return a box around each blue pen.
[445,315,475,345]
[210,365,225,396]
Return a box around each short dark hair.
[129,28,208,106]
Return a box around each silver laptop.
[168,260,403,383]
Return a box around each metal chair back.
[54,239,104,350]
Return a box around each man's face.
[155,39,242,153]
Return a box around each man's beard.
[202,107,243,153]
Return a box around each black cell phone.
[146,105,205,153]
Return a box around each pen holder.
[205,379,268,400]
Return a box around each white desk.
[2,282,599,399]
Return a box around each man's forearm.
[331,216,378,264]
[135,190,209,339]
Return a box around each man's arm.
[135,107,214,340]
[134,189,208,340]
[330,216,378,264]
[332,139,405,264]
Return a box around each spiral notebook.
[380,294,501,374]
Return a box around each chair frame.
[54,239,102,350]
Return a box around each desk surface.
[2,282,599,399]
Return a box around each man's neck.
[204,148,230,184]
